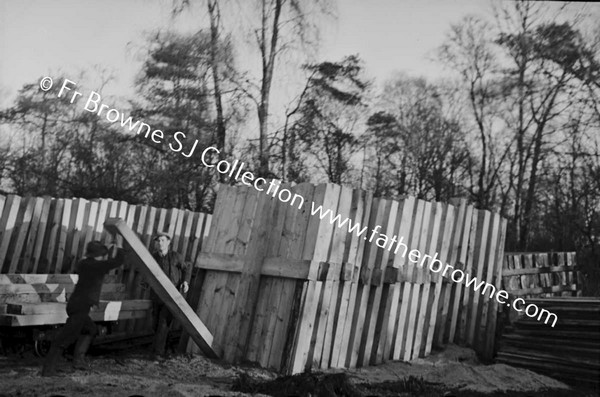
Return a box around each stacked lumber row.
[0,273,151,327]
[0,194,211,337]
[496,297,600,387]
[185,183,507,373]
[502,252,581,298]
[0,273,127,304]
[0,300,152,326]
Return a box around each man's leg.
[152,304,170,357]
[72,315,97,369]
[42,311,87,376]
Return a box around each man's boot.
[72,335,93,370]
[41,344,63,377]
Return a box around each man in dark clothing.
[150,232,189,358]
[41,240,125,377]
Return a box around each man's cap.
[86,240,109,257]
[154,231,171,241]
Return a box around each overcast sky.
[1,0,597,109]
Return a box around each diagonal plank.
[104,217,219,359]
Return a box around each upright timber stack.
[184,183,507,373]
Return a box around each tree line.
[0,1,598,289]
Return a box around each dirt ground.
[0,343,595,397]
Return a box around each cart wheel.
[34,339,51,357]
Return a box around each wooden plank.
[288,183,339,373]
[466,210,490,345]
[0,274,78,284]
[54,199,72,274]
[111,201,130,264]
[32,197,53,272]
[0,195,6,227]
[0,195,22,271]
[185,185,231,354]
[136,205,158,335]
[348,197,386,367]
[104,217,219,358]
[194,186,243,354]
[0,283,125,295]
[248,184,289,365]
[455,208,478,345]
[255,187,290,366]
[537,253,552,297]
[509,284,578,296]
[212,187,252,358]
[254,183,294,367]
[126,205,149,334]
[268,183,315,370]
[483,217,507,360]
[165,208,179,240]
[445,200,471,344]
[502,265,583,277]
[21,197,45,273]
[188,212,205,265]
[93,199,110,242]
[555,252,567,288]
[403,201,431,361]
[8,196,36,273]
[179,210,194,263]
[526,297,600,304]
[0,309,150,327]
[170,209,186,255]
[361,198,398,366]
[314,185,354,369]
[222,188,278,362]
[331,172,366,367]
[392,199,423,360]
[425,202,456,355]
[413,201,443,359]
[521,254,535,297]
[475,212,501,351]
[82,201,100,250]
[0,285,126,304]
[43,199,62,274]
[62,198,83,273]
[195,252,244,273]
[6,299,152,315]
[380,196,415,362]
[69,199,89,272]
[115,203,140,334]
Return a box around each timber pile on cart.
[0,273,151,355]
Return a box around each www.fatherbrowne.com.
[44,77,557,328]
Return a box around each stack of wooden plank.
[496,297,600,388]
[502,252,581,298]
[183,183,507,373]
[0,274,126,304]
[0,300,152,326]
[0,273,151,327]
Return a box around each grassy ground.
[0,343,596,397]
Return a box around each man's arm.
[174,252,189,293]
[98,246,126,272]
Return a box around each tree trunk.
[258,0,283,177]
[207,0,227,159]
